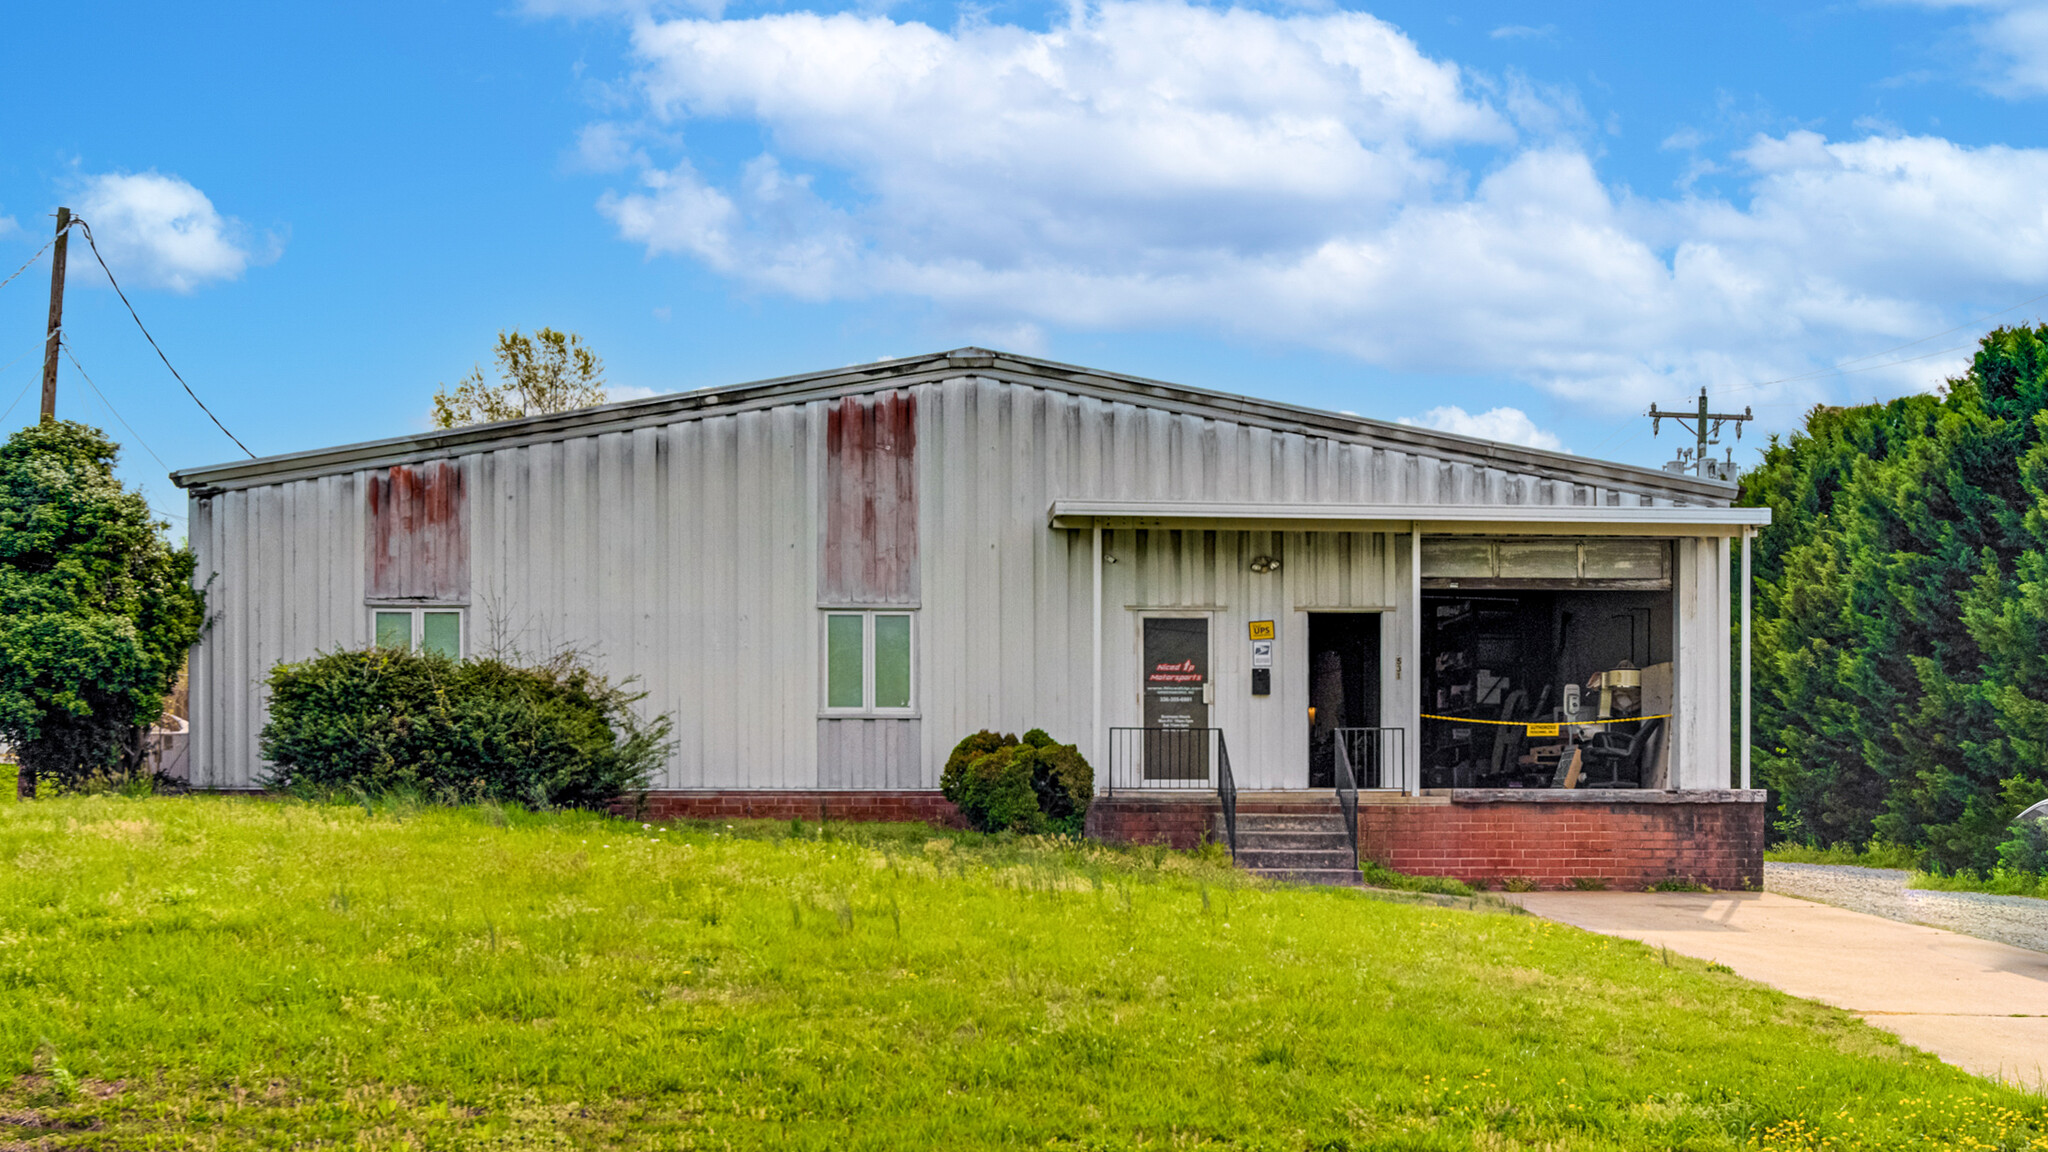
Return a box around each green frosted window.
[873,615,911,709]
[421,612,462,658]
[824,611,916,711]
[827,614,865,709]
[374,612,413,650]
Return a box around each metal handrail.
[1105,727,1224,791]
[1332,730,1360,873]
[1105,727,1236,859]
[1217,732,1238,861]
[1333,726,1407,791]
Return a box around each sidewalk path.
[1509,890,2048,1089]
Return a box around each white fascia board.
[1047,500,1772,536]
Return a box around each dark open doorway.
[1307,613,1381,788]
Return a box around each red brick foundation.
[1082,794,1224,850]
[623,788,1765,891]
[628,790,966,828]
[1361,790,1766,891]
[1088,789,1766,890]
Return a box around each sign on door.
[1142,617,1210,779]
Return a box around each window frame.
[369,605,466,659]
[820,609,917,717]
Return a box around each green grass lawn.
[1,793,2043,1152]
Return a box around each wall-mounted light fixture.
[1248,555,1281,574]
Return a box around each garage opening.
[1419,538,1674,790]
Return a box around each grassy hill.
[0,788,2041,1150]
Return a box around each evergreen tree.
[1741,326,2048,871]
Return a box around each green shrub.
[964,745,1044,833]
[260,648,672,808]
[1765,840,1923,870]
[942,729,1011,800]
[942,729,1094,834]
[0,421,203,792]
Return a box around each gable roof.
[170,347,1734,503]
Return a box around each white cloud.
[1900,1,2048,96]
[0,214,17,238]
[1490,24,1557,41]
[73,171,271,293]
[571,122,646,173]
[608,384,664,401]
[1401,405,1564,451]
[588,0,2048,412]
[962,320,1048,356]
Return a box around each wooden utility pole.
[39,206,70,423]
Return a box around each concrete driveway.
[1509,890,2048,1089]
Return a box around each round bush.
[942,728,1094,834]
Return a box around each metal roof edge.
[171,347,1737,503]
[1048,499,1772,529]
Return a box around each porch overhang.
[1047,500,1772,536]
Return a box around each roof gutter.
[1048,500,1771,536]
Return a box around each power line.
[70,217,256,459]
[1724,291,2048,395]
[1581,330,1997,457]
[60,340,171,475]
[0,377,34,425]
[0,340,52,424]
[0,236,55,293]
[52,343,187,522]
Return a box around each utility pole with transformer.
[1649,387,1753,481]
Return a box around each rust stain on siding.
[822,391,917,604]
[365,461,469,601]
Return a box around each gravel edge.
[1766,862,2048,954]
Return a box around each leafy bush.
[941,728,1094,834]
[0,421,203,792]
[260,647,672,808]
[941,729,1010,800]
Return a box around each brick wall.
[1083,795,1221,850]
[628,790,966,828]
[1088,790,1765,890]
[1361,792,1765,890]
[623,788,1765,891]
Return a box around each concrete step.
[1235,847,1358,872]
[1230,813,1349,834]
[1234,830,1352,851]
[1246,867,1364,887]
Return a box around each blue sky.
[7,1,2048,525]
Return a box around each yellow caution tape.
[1420,713,1672,738]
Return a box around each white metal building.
[172,349,1767,803]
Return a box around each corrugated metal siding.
[818,719,923,787]
[1668,536,1733,789]
[185,369,1725,791]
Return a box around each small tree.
[0,421,203,794]
[432,328,608,428]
